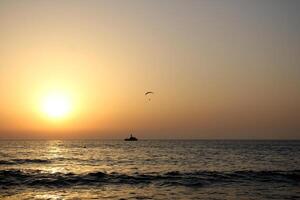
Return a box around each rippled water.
[0,140,299,199]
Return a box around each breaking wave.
[0,159,51,165]
[0,169,299,188]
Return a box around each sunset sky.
[0,0,299,139]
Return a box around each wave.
[0,159,51,165]
[0,169,299,189]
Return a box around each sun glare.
[42,92,71,119]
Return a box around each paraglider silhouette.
[145,91,154,101]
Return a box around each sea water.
[0,140,299,199]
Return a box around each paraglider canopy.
[145,91,154,95]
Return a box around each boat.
[124,134,138,141]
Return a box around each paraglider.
[145,91,154,101]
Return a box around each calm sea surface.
[0,140,299,199]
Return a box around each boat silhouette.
[124,134,138,141]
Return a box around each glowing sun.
[42,92,72,119]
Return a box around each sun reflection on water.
[41,140,68,174]
[34,194,63,200]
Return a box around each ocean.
[0,140,299,199]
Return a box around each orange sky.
[0,0,299,139]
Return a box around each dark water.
[0,140,299,199]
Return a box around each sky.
[0,0,299,139]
